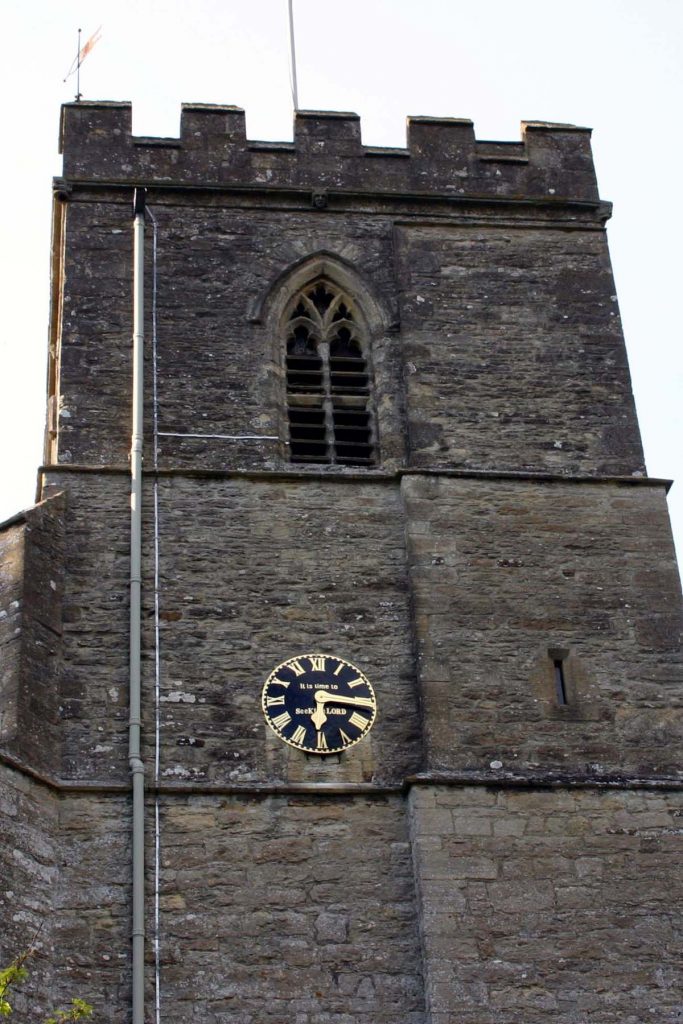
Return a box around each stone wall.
[410,784,683,1023]
[53,793,131,1017]
[49,106,642,479]
[41,474,130,782]
[59,103,599,202]
[157,794,425,1023]
[0,520,23,744]
[39,468,683,786]
[404,474,683,776]
[0,779,130,1022]
[395,223,644,474]
[0,765,60,1021]
[0,496,64,774]
[0,100,679,1024]
[4,778,680,1024]
[40,469,421,786]
[53,200,132,466]
[51,195,644,476]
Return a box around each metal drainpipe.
[129,187,147,1024]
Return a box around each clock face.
[262,654,377,755]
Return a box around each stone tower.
[1,101,681,1023]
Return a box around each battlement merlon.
[58,101,600,205]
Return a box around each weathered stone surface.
[59,103,599,202]
[157,795,424,1022]
[0,521,23,742]
[0,101,680,1024]
[404,475,683,775]
[39,470,421,785]
[410,785,683,1023]
[0,766,60,1021]
[395,222,644,474]
[0,495,65,773]
[49,195,642,478]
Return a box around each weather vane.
[63,26,102,102]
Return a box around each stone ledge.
[3,747,681,795]
[38,464,674,492]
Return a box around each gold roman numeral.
[338,729,352,744]
[291,725,307,744]
[333,662,344,676]
[352,696,374,708]
[271,711,292,730]
[348,712,368,730]
[348,677,365,689]
[273,677,290,688]
[316,731,328,751]
[265,695,286,707]
[289,659,305,677]
[308,656,326,672]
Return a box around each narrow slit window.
[283,281,377,467]
[553,658,568,706]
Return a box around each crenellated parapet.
[59,101,599,202]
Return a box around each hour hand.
[311,701,328,730]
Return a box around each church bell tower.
[1,101,681,1022]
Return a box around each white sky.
[1,0,681,580]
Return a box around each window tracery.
[284,281,376,466]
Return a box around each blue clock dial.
[262,654,377,754]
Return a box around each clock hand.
[311,702,328,730]
[313,691,374,709]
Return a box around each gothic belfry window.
[284,281,377,465]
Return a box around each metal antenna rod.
[76,27,82,101]
[288,0,299,112]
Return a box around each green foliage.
[44,998,94,1023]
[0,952,31,1017]
[0,942,93,1022]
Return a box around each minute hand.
[314,691,374,709]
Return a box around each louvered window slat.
[284,282,376,467]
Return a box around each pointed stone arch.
[249,250,398,337]
[253,251,406,470]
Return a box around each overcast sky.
[1,0,681,578]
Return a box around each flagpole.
[288,0,299,112]
[76,27,82,101]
